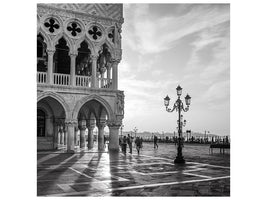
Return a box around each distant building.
[37,4,124,152]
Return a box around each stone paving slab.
[37,142,230,196]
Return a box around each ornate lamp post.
[164,85,191,164]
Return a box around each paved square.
[37,143,230,196]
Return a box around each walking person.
[154,135,158,149]
[122,136,127,154]
[127,134,133,153]
[135,137,142,155]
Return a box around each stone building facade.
[37,4,124,152]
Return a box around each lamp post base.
[174,156,185,164]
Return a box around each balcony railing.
[37,72,47,84]
[99,78,112,88]
[53,73,70,86]
[76,75,91,87]
[37,72,113,89]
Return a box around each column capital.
[90,54,98,61]
[111,58,121,64]
[107,120,121,129]
[65,119,78,126]
[97,121,106,129]
[46,49,55,55]
[69,51,78,57]
[78,119,87,130]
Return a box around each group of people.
[119,134,143,155]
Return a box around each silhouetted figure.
[135,137,142,155]
[225,136,229,144]
[121,136,127,154]
[140,137,143,149]
[127,134,133,153]
[154,135,158,149]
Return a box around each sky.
[118,4,230,136]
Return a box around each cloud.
[123,4,230,55]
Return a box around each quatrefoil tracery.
[67,22,81,37]
[88,26,102,40]
[44,18,60,33]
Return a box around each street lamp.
[164,85,191,164]
[134,127,138,138]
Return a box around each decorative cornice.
[37,4,123,24]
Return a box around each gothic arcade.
[37,4,124,152]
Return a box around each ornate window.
[67,22,82,37]
[44,18,60,34]
[88,26,102,41]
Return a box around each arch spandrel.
[72,94,115,121]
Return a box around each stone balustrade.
[53,73,71,86]
[37,72,113,89]
[37,72,47,84]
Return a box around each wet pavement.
[37,142,230,196]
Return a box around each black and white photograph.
[36,3,230,196]
[2,0,267,199]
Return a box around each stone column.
[70,52,77,86]
[65,119,77,153]
[112,59,119,90]
[57,131,61,145]
[87,123,95,149]
[64,126,67,145]
[79,120,87,148]
[108,122,121,151]
[100,73,104,88]
[47,49,55,84]
[74,126,78,146]
[60,131,63,144]
[97,122,106,150]
[53,123,59,149]
[91,55,98,88]
[107,65,111,86]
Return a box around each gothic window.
[76,41,91,76]
[54,38,70,74]
[67,22,82,37]
[37,34,47,72]
[97,44,111,74]
[44,18,60,33]
[88,26,102,40]
[108,28,115,43]
[37,109,46,137]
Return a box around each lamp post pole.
[164,85,191,164]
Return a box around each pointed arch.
[37,91,71,119]
[37,28,52,50]
[96,39,115,58]
[74,36,96,55]
[72,94,115,121]
[52,33,74,53]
